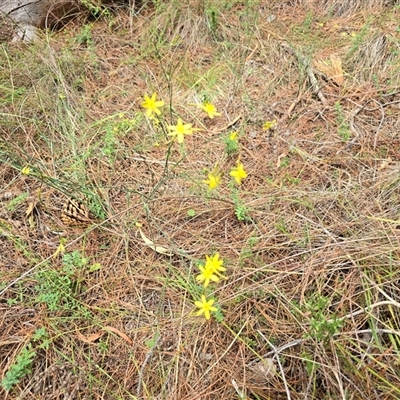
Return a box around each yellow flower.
[195,295,217,320]
[196,264,220,288]
[168,118,197,143]
[205,253,226,276]
[21,166,30,175]
[229,131,238,141]
[262,119,276,131]
[230,162,248,185]
[204,172,221,190]
[198,102,221,119]
[196,253,226,287]
[53,238,66,258]
[141,93,164,118]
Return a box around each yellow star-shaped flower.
[198,102,221,119]
[205,253,226,276]
[196,264,220,288]
[141,93,164,118]
[21,166,31,175]
[262,119,276,131]
[204,172,221,190]
[194,295,218,320]
[168,118,197,143]
[229,131,238,141]
[230,162,248,185]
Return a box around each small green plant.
[224,131,239,155]
[34,251,90,316]
[275,218,288,234]
[205,5,218,38]
[1,344,36,392]
[75,24,94,46]
[279,156,290,169]
[86,195,107,220]
[283,173,300,185]
[230,186,251,222]
[79,0,111,19]
[98,339,109,353]
[239,235,259,263]
[5,192,29,212]
[302,10,314,34]
[102,124,120,158]
[334,101,351,142]
[302,350,321,375]
[0,86,26,107]
[31,327,51,350]
[304,295,344,341]
[234,203,251,222]
[187,209,196,217]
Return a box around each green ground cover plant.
[1,0,400,398]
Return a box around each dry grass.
[1,1,400,399]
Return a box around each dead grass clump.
[310,0,399,16]
[348,33,392,81]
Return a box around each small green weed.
[275,218,288,234]
[302,350,321,375]
[102,126,120,158]
[75,24,94,46]
[34,251,91,317]
[283,173,300,185]
[1,344,36,392]
[334,101,351,142]
[239,234,259,263]
[79,0,112,19]
[279,156,290,169]
[304,295,344,341]
[187,209,196,217]
[205,5,218,39]
[5,192,29,212]
[224,131,239,155]
[230,186,251,222]
[31,327,50,350]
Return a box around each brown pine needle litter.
[1,1,400,399]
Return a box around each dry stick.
[280,42,328,106]
[137,335,161,398]
[286,79,308,118]
[344,328,400,338]
[231,379,246,400]
[248,338,304,365]
[330,300,400,323]
[340,96,384,152]
[344,99,369,149]
[258,330,292,400]
[343,95,392,151]
[372,99,385,150]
